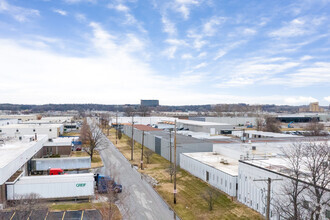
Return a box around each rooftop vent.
[252,146,256,150]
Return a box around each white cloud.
[242,28,256,35]
[0,0,39,22]
[284,96,318,105]
[269,16,326,38]
[203,17,226,36]
[173,0,199,19]
[181,53,193,59]
[215,57,301,87]
[324,96,330,102]
[75,13,86,22]
[161,16,177,36]
[214,50,226,60]
[162,46,177,59]
[300,55,313,61]
[64,0,96,4]
[193,62,207,69]
[165,38,187,46]
[197,52,207,58]
[277,62,330,87]
[53,9,67,16]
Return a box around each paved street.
[96,128,178,220]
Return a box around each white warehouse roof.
[178,120,232,126]
[0,135,48,185]
[182,152,238,176]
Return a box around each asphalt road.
[95,125,177,220]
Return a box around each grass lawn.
[71,151,103,168]
[105,128,263,220]
[62,132,80,136]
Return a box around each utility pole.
[169,129,173,183]
[131,115,134,161]
[116,111,118,144]
[242,128,246,143]
[169,129,172,164]
[254,177,282,220]
[141,130,144,170]
[173,120,177,204]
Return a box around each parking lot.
[0,209,102,220]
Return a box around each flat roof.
[177,130,231,140]
[178,120,231,126]
[148,130,210,144]
[0,135,47,168]
[0,123,63,128]
[232,130,302,138]
[183,152,238,176]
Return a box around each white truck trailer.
[6,173,94,200]
[31,157,91,171]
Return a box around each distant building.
[141,100,159,107]
[309,102,324,112]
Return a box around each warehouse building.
[123,124,213,165]
[190,117,257,126]
[238,156,330,220]
[0,124,64,139]
[0,115,37,122]
[42,137,76,157]
[180,152,238,197]
[140,99,159,107]
[0,119,18,126]
[177,120,234,134]
[0,135,48,208]
[110,116,174,126]
[232,130,301,139]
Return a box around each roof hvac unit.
[252,146,256,150]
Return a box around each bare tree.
[255,116,264,131]
[275,143,306,220]
[264,116,281,133]
[305,119,325,136]
[80,119,104,160]
[302,141,330,220]
[124,107,135,117]
[143,148,154,164]
[201,187,220,211]
[138,105,150,117]
[166,164,175,183]
[118,129,122,140]
[9,193,46,219]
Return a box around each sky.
[0,0,329,106]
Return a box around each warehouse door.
[155,137,161,155]
[206,171,209,182]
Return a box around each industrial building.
[232,130,301,139]
[110,116,174,126]
[123,124,213,165]
[190,117,257,126]
[0,115,37,122]
[140,99,159,107]
[179,138,330,219]
[0,135,48,208]
[238,157,329,220]
[42,137,76,157]
[0,124,64,139]
[0,119,19,126]
[180,152,238,197]
[177,120,234,134]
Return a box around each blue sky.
[0,0,329,105]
